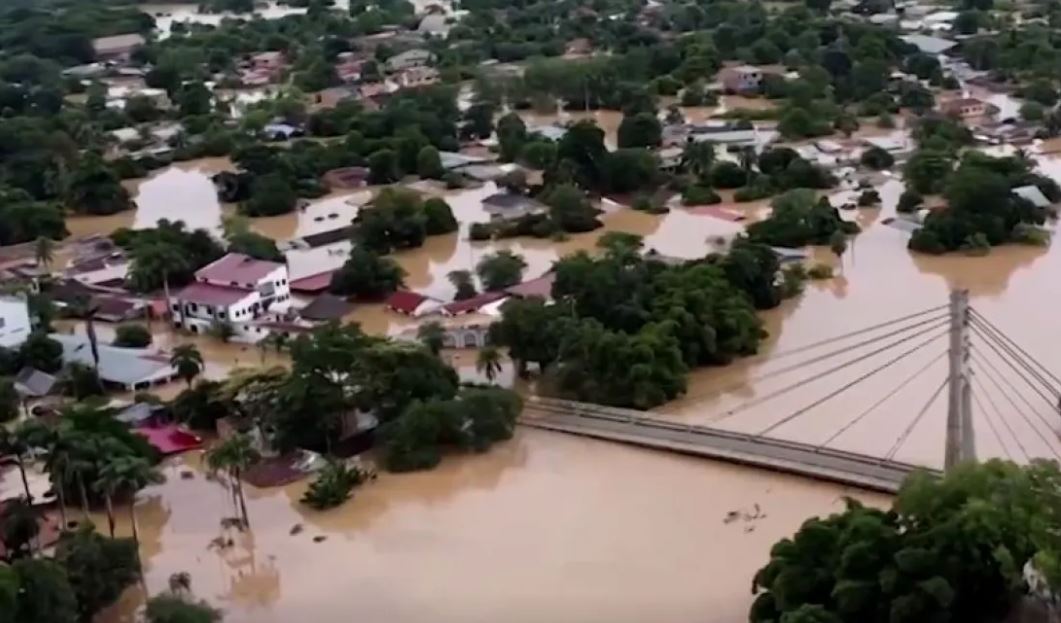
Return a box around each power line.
[970,357,1061,460]
[970,384,1016,461]
[969,322,1058,412]
[759,331,948,436]
[715,319,950,422]
[969,370,1030,461]
[817,350,946,448]
[885,377,947,461]
[681,312,949,404]
[969,315,1059,402]
[969,308,1061,387]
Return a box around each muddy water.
[98,430,887,623]
[140,2,308,35]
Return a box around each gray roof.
[1014,185,1051,208]
[439,151,490,170]
[51,333,175,388]
[92,33,146,54]
[115,402,164,425]
[901,34,957,55]
[482,193,547,215]
[13,367,57,398]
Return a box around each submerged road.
[520,398,939,493]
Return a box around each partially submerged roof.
[441,291,508,316]
[51,333,175,388]
[92,33,145,53]
[299,294,355,321]
[289,270,336,294]
[115,402,164,425]
[385,290,433,314]
[1014,185,1051,208]
[901,34,957,55]
[195,253,282,285]
[13,367,57,398]
[505,273,556,300]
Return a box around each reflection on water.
[98,430,887,623]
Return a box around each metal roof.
[51,334,175,388]
[195,253,283,285]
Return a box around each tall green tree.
[205,433,260,528]
[476,250,528,291]
[417,321,446,356]
[170,344,204,388]
[476,345,503,384]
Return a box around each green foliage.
[19,331,62,373]
[54,527,140,620]
[0,188,67,246]
[682,185,721,206]
[170,344,204,388]
[541,184,601,232]
[616,112,662,149]
[747,190,858,248]
[476,250,528,291]
[903,149,955,195]
[447,270,478,301]
[60,362,103,401]
[301,459,368,510]
[711,161,748,189]
[121,220,224,293]
[752,461,1061,623]
[66,154,131,216]
[146,594,223,623]
[896,189,923,213]
[0,378,18,423]
[113,324,152,348]
[170,381,230,431]
[329,247,406,299]
[422,197,457,235]
[241,173,298,217]
[1,498,38,559]
[9,558,78,623]
[860,146,894,170]
[352,188,455,252]
[416,145,444,179]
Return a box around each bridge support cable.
[969,316,1060,405]
[715,321,950,422]
[758,332,948,436]
[884,377,948,461]
[971,351,1060,440]
[968,323,1060,414]
[969,309,1061,389]
[675,311,950,405]
[970,357,1061,460]
[764,305,948,360]
[816,351,947,449]
[969,372,1031,461]
[970,382,1021,461]
[971,375,1027,462]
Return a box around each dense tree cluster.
[350,187,457,254]
[746,189,860,248]
[752,460,1061,623]
[112,219,224,293]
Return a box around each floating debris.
[313,535,327,543]
[289,524,304,536]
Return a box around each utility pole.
[945,289,975,470]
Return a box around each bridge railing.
[524,396,933,473]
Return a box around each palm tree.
[0,423,41,503]
[476,346,504,384]
[34,236,54,270]
[96,455,163,548]
[257,332,288,362]
[447,270,478,301]
[205,434,260,528]
[41,427,70,531]
[170,344,204,388]
[417,321,446,356]
[681,140,715,181]
[829,230,848,273]
[739,146,757,174]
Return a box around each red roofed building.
[385,290,442,317]
[439,291,508,316]
[289,270,336,294]
[172,253,292,342]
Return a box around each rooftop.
[195,253,283,285]
[51,333,175,388]
[901,34,957,55]
[92,33,145,54]
[505,273,556,299]
[441,291,508,316]
[299,294,355,321]
[175,282,253,307]
[289,270,336,294]
[386,290,433,314]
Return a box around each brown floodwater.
[97,430,888,623]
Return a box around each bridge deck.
[521,399,939,493]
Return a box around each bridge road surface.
[520,398,940,493]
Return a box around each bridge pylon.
[945,289,975,470]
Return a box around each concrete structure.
[395,66,440,89]
[172,253,292,342]
[940,97,995,119]
[52,333,177,391]
[901,34,957,55]
[92,33,145,62]
[522,398,932,493]
[385,49,434,72]
[482,193,548,221]
[0,296,32,348]
[718,65,773,94]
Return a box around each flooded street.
[98,430,887,623]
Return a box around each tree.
[170,344,204,388]
[829,230,848,273]
[417,321,446,356]
[0,379,17,423]
[66,154,131,216]
[416,145,444,179]
[617,112,662,149]
[60,363,103,400]
[241,173,297,217]
[681,140,715,181]
[711,161,748,189]
[96,455,162,547]
[9,559,78,623]
[422,197,457,235]
[368,149,400,184]
[1,499,38,559]
[54,527,139,620]
[542,184,600,232]
[329,248,406,298]
[146,594,222,623]
[860,146,894,170]
[747,190,857,247]
[897,189,923,213]
[903,149,955,194]
[301,459,367,510]
[18,331,62,373]
[34,236,54,270]
[476,250,527,291]
[113,323,152,348]
[496,112,527,162]
[476,345,503,384]
[447,270,478,301]
[177,83,212,117]
[805,0,831,12]
[205,433,260,528]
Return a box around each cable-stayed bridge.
[521,291,1061,492]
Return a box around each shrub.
[857,189,881,206]
[896,189,924,213]
[860,146,895,170]
[682,185,721,206]
[113,323,152,348]
[734,183,775,202]
[807,264,834,279]
[301,459,370,510]
[1012,223,1050,246]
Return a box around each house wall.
[0,297,31,348]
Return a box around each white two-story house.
[171,253,292,342]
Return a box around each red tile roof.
[195,253,282,285]
[175,282,252,306]
[290,270,335,293]
[441,291,508,315]
[385,290,430,314]
[504,273,555,299]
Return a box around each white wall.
[0,296,32,349]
